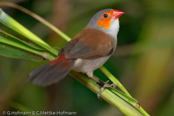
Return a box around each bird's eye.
[103,14,109,18]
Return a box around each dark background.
[0,0,174,116]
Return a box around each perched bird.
[28,9,124,98]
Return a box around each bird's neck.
[106,19,119,39]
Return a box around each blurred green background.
[0,0,174,116]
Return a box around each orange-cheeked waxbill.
[28,9,124,98]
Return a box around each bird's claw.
[97,80,116,99]
[97,87,104,99]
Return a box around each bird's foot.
[97,80,116,99]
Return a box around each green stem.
[70,71,143,116]
[100,66,132,97]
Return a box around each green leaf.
[108,88,138,106]
[0,29,44,51]
[0,8,57,57]
[0,30,55,61]
[0,43,41,61]
[100,66,132,97]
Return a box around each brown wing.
[59,27,115,59]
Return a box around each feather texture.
[28,55,75,86]
[59,27,115,59]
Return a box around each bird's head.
[87,9,124,38]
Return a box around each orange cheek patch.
[97,18,111,29]
[96,11,113,29]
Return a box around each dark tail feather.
[28,59,74,86]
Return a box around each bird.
[28,9,124,98]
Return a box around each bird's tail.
[28,55,75,86]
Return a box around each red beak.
[113,10,124,19]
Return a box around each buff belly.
[72,56,110,73]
